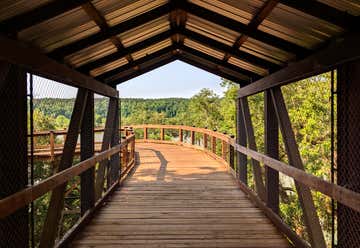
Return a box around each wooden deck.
[71,143,290,248]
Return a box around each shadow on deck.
[71,143,290,248]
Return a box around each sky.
[117,61,224,98]
[31,61,224,99]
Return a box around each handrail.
[0,133,135,219]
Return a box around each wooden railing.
[0,128,136,247]
[130,124,360,248]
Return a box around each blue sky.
[32,61,224,99]
[117,61,224,98]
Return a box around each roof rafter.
[169,0,187,45]
[48,3,174,59]
[181,1,310,57]
[279,0,358,31]
[178,53,249,86]
[81,1,133,63]
[179,45,261,80]
[180,28,280,71]
[223,0,279,63]
[108,53,177,87]
[0,0,89,34]
[77,30,175,74]
[98,46,175,82]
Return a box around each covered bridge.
[0,0,359,247]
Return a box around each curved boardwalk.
[72,143,290,248]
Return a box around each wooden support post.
[94,98,117,200]
[236,98,248,184]
[40,89,89,248]
[160,128,165,140]
[80,92,94,216]
[240,97,266,200]
[109,98,120,186]
[270,87,326,248]
[212,134,217,154]
[179,128,183,142]
[144,127,148,140]
[191,127,195,145]
[264,90,279,214]
[203,132,208,149]
[0,62,28,247]
[221,139,227,161]
[229,135,235,169]
[49,130,55,161]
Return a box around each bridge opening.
[0,1,359,248]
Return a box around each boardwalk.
[72,143,290,248]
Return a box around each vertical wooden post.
[240,97,266,200]
[203,132,208,149]
[0,62,28,247]
[40,89,89,248]
[229,135,235,169]
[179,128,183,142]
[160,128,165,140]
[212,134,216,154]
[236,98,247,185]
[49,131,55,161]
[109,98,120,186]
[80,92,94,216]
[221,139,227,161]
[264,90,279,214]
[191,127,195,145]
[271,87,326,248]
[144,127,148,140]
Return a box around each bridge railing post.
[212,130,217,155]
[160,127,164,140]
[49,130,55,161]
[191,126,195,145]
[179,128,183,143]
[203,127,208,149]
[229,135,235,170]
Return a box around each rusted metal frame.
[80,91,95,216]
[0,0,89,34]
[238,32,360,98]
[236,98,248,184]
[181,2,310,56]
[108,98,120,188]
[179,28,280,71]
[94,97,117,200]
[270,87,326,248]
[108,55,178,87]
[224,0,279,62]
[0,62,28,247]
[264,90,279,214]
[0,35,118,97]
[49,3,173,59]
[39,88,89,248]
[81,2,133,63]
[279,0,357,31]
[77,30,175,74]
[240,97,266,200]
[178,54,249,86]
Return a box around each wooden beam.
[181,2,310,56]
[109,98,120,186]
[0,35,117,97]
[80,91,95,216]
[95,98,117,200]
[238,32,360,97]
[40,89,89,248]
[0,0,88,34]
[49,3,173,59]
[264,90,279,214]
[224,0,279,62]
[81,1,134,63]
[97,46,174,82]
[179,45,261,79]
[279,0,358,30]
[77,30,175,73]
[270,87,326,248]
[236,98,248,184]
[109,55,177,87]
[240,97,266,201]
[180,28,280,71]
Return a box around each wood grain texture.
[71,143,290,247]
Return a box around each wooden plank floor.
[71,143,290,248]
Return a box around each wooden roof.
[0,0,359,87]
